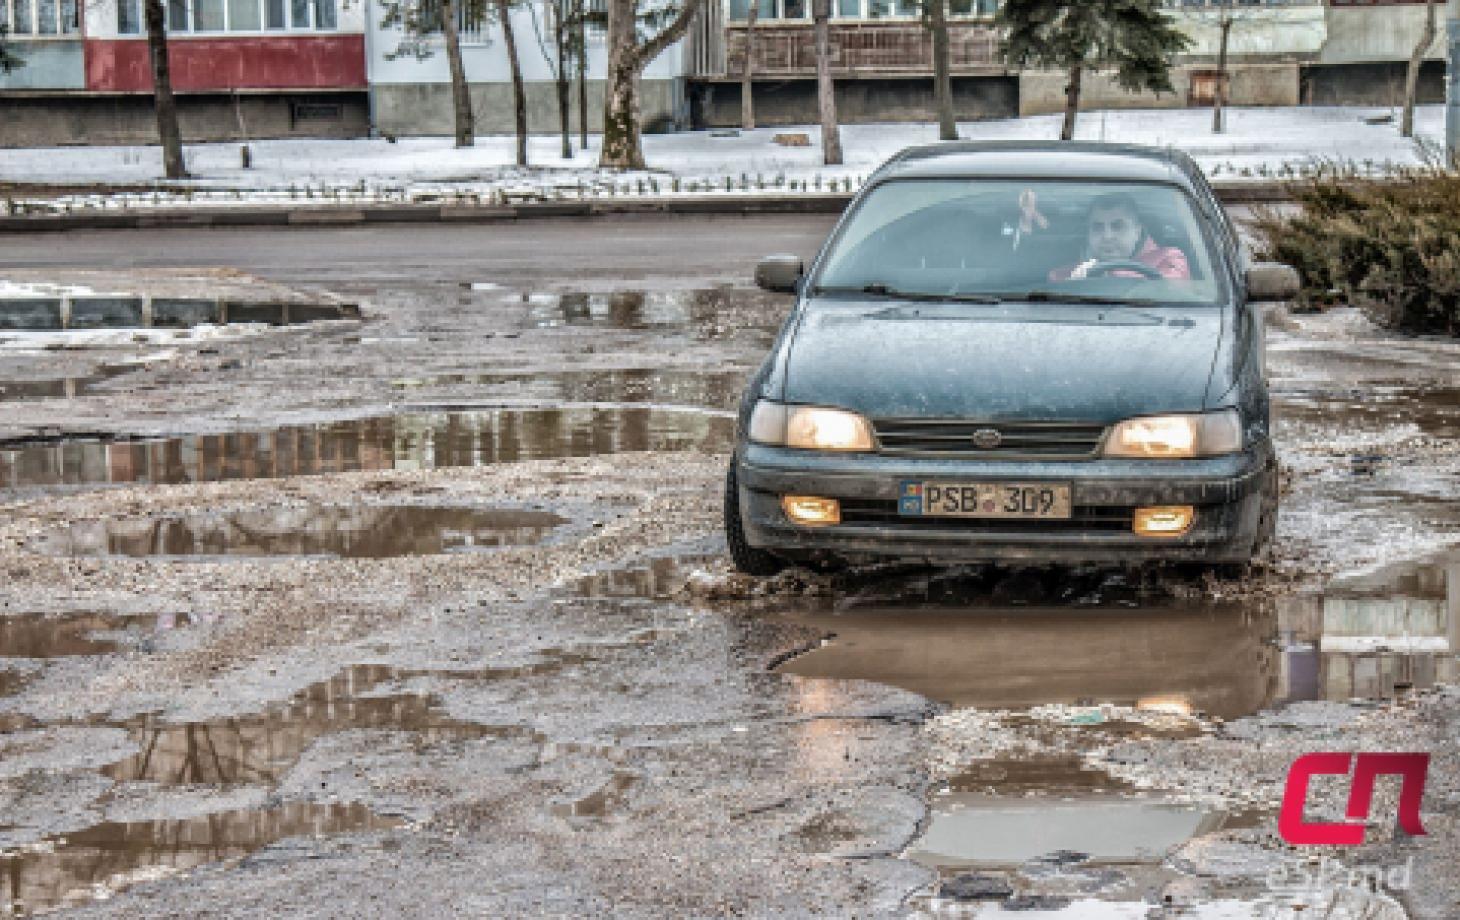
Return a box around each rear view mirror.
[755,254,803,294]
[1246,262,1301,302]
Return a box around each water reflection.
[391,368,748,412]
[1277,548,1460,705]
[0,613,121,658]
[909,797,1221,869]
[0,366,136,404]
[0,406,733,492]
[526,290,729,331]
[773,547,1460,721]
[38,506,568,560]
[0,803,397,915]
[104,664,513,786]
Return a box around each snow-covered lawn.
[0,105,1446,211]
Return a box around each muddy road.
[0,217,1457,917]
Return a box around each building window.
[5,0,79,35]
[228,0,261,30]
[107,0,338,34]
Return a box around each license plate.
[898,481,1072,519]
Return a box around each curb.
[0,183,1291,234]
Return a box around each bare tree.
[379,0,477,147]
[533,0,591,156]
[576,0,588,148]
[143,0,188,178]
[495,0,528,164]
[1402,0,1438,138]
[600,0,703,168]
[1211,4,1233,133]
[812,0,841,164]
[741,1,759,130]
[440,0,475,146]
[926,0,956,140]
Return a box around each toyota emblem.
[971,428,1002,449]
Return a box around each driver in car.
[1018,191,1191,282]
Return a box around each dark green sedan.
[725,141,1297,575]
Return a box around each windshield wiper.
[816,284,1003,304]
[1001,290,1159,306]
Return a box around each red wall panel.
[86,35,366,91]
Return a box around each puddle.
[0,405,734,492]
[1276,546,1460,705]
[35,505,569,560]
[772,553,1460,721]
[102,664,517,786]
[1273,385,1460,441]
[390,367,748,412]
[909,796,1224,870]
[523,289,727,330]
[778,599,1281,722]
[552,770,639,821]
[0,365,137,403]
[0,612,123,658]
[0,803,398,915]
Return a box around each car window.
[814,179,1225,305]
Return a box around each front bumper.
[736,442,1274,564]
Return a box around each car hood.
[781,300,1224,422]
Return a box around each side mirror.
[755,254,803,294]
[1245,262,1300,302]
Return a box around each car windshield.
[814,178,1225,305]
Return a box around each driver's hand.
[1069,258,1098,280]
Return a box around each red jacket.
[1050,236,1191,282]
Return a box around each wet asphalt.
[0,217,1457,916]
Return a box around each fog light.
[1133,505,1195,537]
[782,495,840,526]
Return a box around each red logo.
[1279,753,1430,845]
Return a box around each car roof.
[870,141,1197,189]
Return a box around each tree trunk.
[741,3,758,130]
[813,0,842,165]
[575,0,587,148]
[553,0,572,158]
[440,0,474,147]
[1401,0,1437,138]
[1213,15,1232,134]
[496,0,528,165]
[1060,62,1081,141]
[601,0,645,168]
[143,0,187,179]
[928,0,955,140]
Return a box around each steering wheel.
[1081,260,1165,280]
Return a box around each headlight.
[1103,410,1242,459]
[748,401,876,451]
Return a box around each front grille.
[839,498,1133,533]
[872,418,1107,458]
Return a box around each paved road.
[0,214,841,286]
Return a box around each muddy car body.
[726,142,1297,574]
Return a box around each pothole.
[33,505,570,560]
[0,405,734,492]
[0,803,400,916]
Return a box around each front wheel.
[724,463,786,577]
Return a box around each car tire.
[1251,463,1280,562]
[725,462,787,577]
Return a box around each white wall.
[367,0,685,86]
